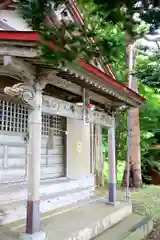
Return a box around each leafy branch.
[16,0,124,67]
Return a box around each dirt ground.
[144,220,160,239]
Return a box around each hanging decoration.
[83,89,90,126]
[87,103,94,110]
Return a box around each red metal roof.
[1,0,115,77]
[0,30,145,102]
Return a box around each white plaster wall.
[0,10,31,31]
[67,119,91,178]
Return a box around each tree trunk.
[122,35,142,187]
[122,108,142,187]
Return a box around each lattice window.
[42,113,64,136]
[0,100,28,133]
[0,100,64,136]
[41,113,50,136]
[51,115,64,136]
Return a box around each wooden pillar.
[108,118,116,203]
[94,124,103,187]
[98,126,104,187]
[26,82,42,234]
[90,122,94,174]
[4,80,46,239]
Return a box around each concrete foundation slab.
[0,198,132,240]
[19,232,46,240]
[39,199,132,240]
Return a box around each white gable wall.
[0,10,31,31]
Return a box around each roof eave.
[0,30,145,107]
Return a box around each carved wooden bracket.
[4,83,36,108]
[4,80,47,109]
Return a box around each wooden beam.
[46,71,111,107]
[0,46,37,58]
[42,95,113,127]
[3,56,36,82]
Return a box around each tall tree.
[82,0,160,187]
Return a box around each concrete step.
[0,186,94,224]
[0,195,101,231]
[94,214,153,240]
[0,197,101,240]
[0,177,94,204]
[39,200,132,240]
[0,199,132,240]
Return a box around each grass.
[129,185,160,219]
[116,185,160,220]
[104,160,160,220]
[96,185,160,220]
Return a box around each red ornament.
[87,103,93,109]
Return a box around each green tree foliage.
[136,54,160,89]
[90,0,160,36]
[111,83,160,181]
[16,0,125,67]
[139,84,160,181]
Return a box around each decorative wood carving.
[4,80,47,109]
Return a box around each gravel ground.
[96,185,160,239]
[144,220,160,239]
[117,185,160,240]
[96,185,160,219]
